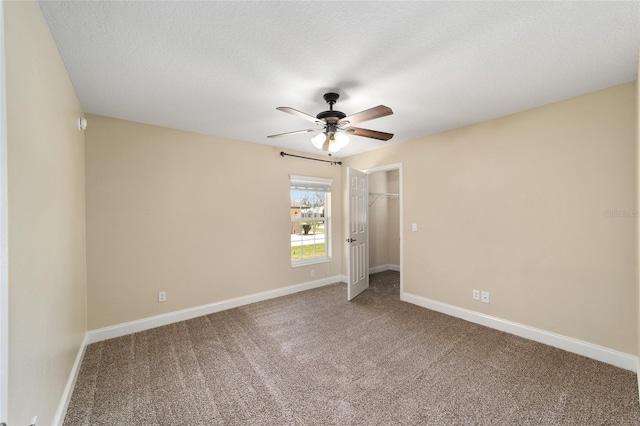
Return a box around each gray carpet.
[64,271,640,425]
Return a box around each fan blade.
[339,105,392,125]
[346,127,394,141]
[276,107,323,125]
[267,129,317,138]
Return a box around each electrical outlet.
[481,291,490,304]
[411,223,418,232]
[472,289,480,300]
[311,269,315,277]
[158,291,166,303]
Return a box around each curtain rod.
[280,151,342,166]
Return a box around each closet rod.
[368,192,400,207]
[280,151,342,166]
[369,192,399,198]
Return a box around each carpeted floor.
[64,271,640,425]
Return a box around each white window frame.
[290,175,332,267]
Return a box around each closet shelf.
[368,192,400,207]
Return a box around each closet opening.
[366,167,401,299]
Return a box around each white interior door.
[347,167,369,300]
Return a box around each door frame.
[0,1,8,421]
[361,163,403,298]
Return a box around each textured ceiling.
[39,1,639,158]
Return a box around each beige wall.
[5,2,87,424]
[85,115,342,330]
[345,83,638,355]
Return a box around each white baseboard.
[637,360,640,402]
[87,275,344,344]
[53,332,88,426]
[369,264,400,274]
[402,292,637,372]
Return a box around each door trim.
[0,1,9,421]
[361,163,403,298]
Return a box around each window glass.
[290,176,331,266]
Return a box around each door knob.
[346,238,356,243]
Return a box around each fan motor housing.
[316,110,346,121]
[317,92,346,122]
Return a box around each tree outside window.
[290,176,331,266]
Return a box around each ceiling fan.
[268,92,393,153]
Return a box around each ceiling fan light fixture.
[312,131,349,153]
[311,132,326,149]
[334,132,349,149]
[326,132,349,153]
[328,141,341,153]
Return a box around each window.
[290,175,331,266]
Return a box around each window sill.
[291,257,331,268]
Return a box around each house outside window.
[290,175,331,266]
